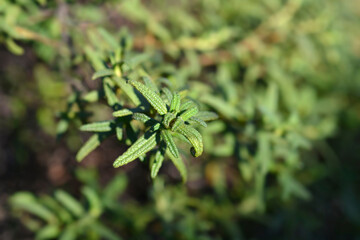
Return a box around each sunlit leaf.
[76,133,110,162]
[170,92,181,113]
[151,150,165,179]
[92,69,114,80]
[129,80,167,115]
[180,106,198,121]
[113,109,133,117]
[176,124,203,157]
[161,130,179,158]
[113,131,158,167]
[80,121,113,132]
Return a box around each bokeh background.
[1,0,360,239]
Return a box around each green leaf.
[129,80,167,115]
[36,224,60,240]
[10,192,57,223]
[195,111,219,121]
[151,150,165,179]
[82,186,102,217]
[170,92,181,113]
[84,46,104,71]
[140,71,159,94]
[180,106,198,121]
[113,131,158,167]
[127,53,151,68]
[180,100,197,111]
[188,117,207,127]
[113,109,133,117]
[166,150,187,182]
[113,76,141,105]
[54,190,84,218]
[92,69,114,80]
[76,133,110,162]
[92,222,122,240]
[132,113,152,124]
[83,90,100,102]
[5,38,24,55]
[133,113,159,127]
[171,117,184,132]
[161,130,179,158]
[200,95,238,118]
[40,195,72,223]
[59,225,77,240]
[98,28,118,49]
[104,81,120,107]
[103,174,127,204]
[162,87,173,104]
[56,120,69,136]
[163,112,176,128]
[116,126,123,141]
[80,121,113,132]
[176,124,203,157]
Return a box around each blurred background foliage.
[1,0,360,239]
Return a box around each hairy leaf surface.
[161,130,179,158]
[129,80,167,115]
[80,121,113,132]
[176,124,203,157]
[113,132,157,167]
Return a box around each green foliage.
[9,172,127,240]
[77,67,217,180]
[2,0,360,239]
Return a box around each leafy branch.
[76,55,217,181]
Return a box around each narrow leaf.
[176,124,203,157]
[40,195,72,223]
[180,106,198,121]
[161,130,179,158]
[170,92,181,113]
[59,225,77,240]
[82,186,102,217]
[80,121,112,132]
[171,117,184,132]
[163,112,176,128]
[10,192,57,223]
[113,109,133,117]
[54,190,84,218]
[113,76,141,105]
[104,81,119,107]
[116,127,123,141]
[195,111,219,121]
[76,133,110,162]
[129,80,167,115]
[141,74,159,94]
[166,150,187,182]
[92,222,122,240]
[151,150,165,179]
[113,131,157,167]
[132,113,151,123]
[162,87,173,104]
[189,117,207,127]
[103,174,127,204]
[83,90,99,102]
[36,225,60,240]
[92,69,114,80]
[98,28,118,49]
[180,100,197,111]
